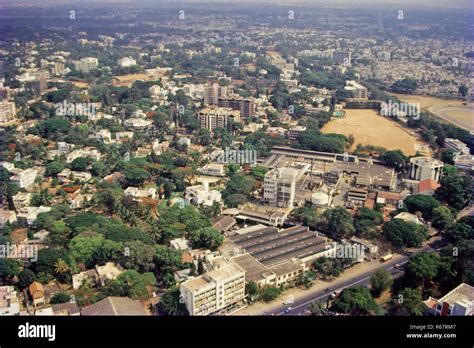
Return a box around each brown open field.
[321,109,429,156]
[390,93,473,132]
[112,73,149,87]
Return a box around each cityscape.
[0,0,472,336]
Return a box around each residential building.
[118,57,137,67]
[0,286,20,315]
[0,100,16,123]
[0,210,17,228]
[204,83,227,105]
[81,297,147,316]
[9,168,38,189]
[12,192,32,210]
[57,169,92,182]
[29,282,46,307]
[73,57,99,73]
[197,106,240,132]
[180,263,245,316]
[198,163,226,177]
[424,283,473,316]
[409,156,443,182]
[185,181,222,207]
[17,206,52,226]
[217,96,254,118]
[124,187,157,199]
[286,126,306,141]
[66,148,101,163]
[123,118,153,135]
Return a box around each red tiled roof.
[418,179,440,193]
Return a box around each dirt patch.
[321,109,428,156]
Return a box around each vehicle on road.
[380,253,393,262]
[284,307,292,314]
[394,263,401,268]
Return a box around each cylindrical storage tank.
[311,192,329,207]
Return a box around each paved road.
[271,241,441,316]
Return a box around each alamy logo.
[215,147,257,166]
[380,100,420,120]
[18,323,56,341]
[55,100,96,117]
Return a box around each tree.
[69,233,105,266]
[0,259,21,279]
[197,258,205,275]
[46,161,65,177]
[404,195,441,219]
[309,301,327,316]
[398,288,426,315]
[54,259,70,274]
[435,174,472,211]
[440,149,455,165]
[321,207,355,238]
[18,269,36,288]
[70,157,89,171]
[122,240,156,272]
[190,227,224,251]
[370,269,393,297]
[458,84,468,97]
[222,173,256,198]
[246,281,259,300]
[380,150,407,168]
[382,219,428,249]
[261,286,281,302]
[50,292,71,304]
[405,252,440,290]
[332,286,381,315]
[431,206,453,230]
[445,223,473,244]
[158,287,189,316]
[106,270,156,300]
[224,193,247,208]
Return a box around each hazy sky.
[1,0,473,9]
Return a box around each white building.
[180,263,245,316]
[0,210,17,228]
[118,57,137,68]
[197,106,240,132]
[9,168,38,189]
[57,169,92,182]
[424,283,473,316]
[185,181,221,207]
[66,148,101,163]
[345,80,368,99]
[124,187,157,199]
[409,156,444,182]
[73,57,99,73]
[264,164,309,208]
[0,286,20,316]
[17,206,52,226]
[198,163,225,177]
[444,138,470,155]
[12,192,32,210]
[204,83,227,105]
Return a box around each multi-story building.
[185,181,222,207]
[409,156,444,182]
[12,192,32,210]
[198,163,226,177]
[286,126,307,141]
[0,210,17,228]
[118,57,137,68]
[9,168,38,189]
[73,57,99,73]
[123,118,154,136]
[204,83,227,105]
[217,96,254,118]
[345,80,368,99]
[424,283,473,316]
[0,101,16,123]
[66,148,101,163]
[197,106,240,132]
[264,164,309,208]
[180,263,245,316]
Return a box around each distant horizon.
[0,0,473,10]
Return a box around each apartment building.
[73,57,99,73]
[180,263,245,316]
[286,126,306,141]
[263,164,309,208]
[0,100,16,123]
[409,156,444,182]
[198,163,226,177]
[12,192,32,210]
[204,83,227,105]
[9,168,38,189]
[217,96,254,118]
[0,210,17,228]
[66,148,101,163]
[197,106,240,132]
[124,187,157,199]
[345,80,368,99]
[118,57,137,67]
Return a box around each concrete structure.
[286,126,306,141]
[124,187,157,199]
[66,148,101,163]
[409,156,443,182]
[180,263,245,316]
[73,57,99,73]
[424,283,473,316]
[444,138,470,155]
[118,57,137,68]
[12,192,32,210]
[9,168,38,189]
[197,106,241,132]
[17,206,52,226]
[217,96,254,118]
[198,163,226,177]
[57,169,92,182]
[264,164,309,208]
[345,80,368,99]
[0,286,20,315]
[185,181,221,207]
[0,100,16,123]
[204,83,227,105]
[0,210,17,228]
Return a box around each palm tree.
[54,259,70,274]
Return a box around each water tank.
[311,192,329,207]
